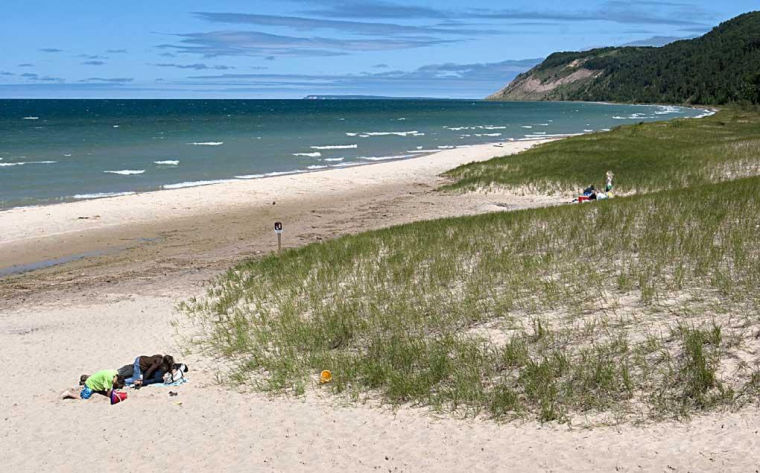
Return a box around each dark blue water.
[0,99,706,208]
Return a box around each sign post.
[274,221,283,253]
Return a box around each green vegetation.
[445,107,760,194]
[182,109,760,422]
[491,12,760,104]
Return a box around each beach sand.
[2,140,758,472]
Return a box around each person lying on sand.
[163,362,189,383]
[61,370,125,400]
[117,354,174,387]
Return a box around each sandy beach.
[2,139,758,472]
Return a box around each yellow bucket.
[319,370,332,384]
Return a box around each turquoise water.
[0,99,706,209]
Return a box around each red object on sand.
[578,196,590,203]
[110,391,127,405]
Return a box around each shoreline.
[0,138,553,274]
[0,136,582,213]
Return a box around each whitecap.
[356,130,424,137]
[307,164,328,170]
[113,125,120,128]
[310,144,357,150]
[407,149,439,154]
[323,157,344,162]
[583,129,594,132]
[521,125,533,129]
[0,160,56,167]
[154,160,179,166]
[188,141,224,146]
[63,153,72,157]
[437,145,455,149]
[22,116,39,120]
[293,152,321,158]
[104,169,144,175]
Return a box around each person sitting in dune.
[62,369,125,400]
[118,354,174,387]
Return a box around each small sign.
[274,221,283,234]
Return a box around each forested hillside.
[489,12,760,105]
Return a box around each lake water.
[0,99,707,209]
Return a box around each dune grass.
[444,106,760,195]
[182,170,760,422]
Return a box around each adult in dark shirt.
[118,354,174,386]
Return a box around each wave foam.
[73,191,136,200]
[235,170,302,179]
[293,152,321,157]
[654,105,679,115]
[310,144,357,150]
[104,169,144,175]
[154,160,179,166]
[307,164,328,170]
[352,130,424,137]
[164,179,232,189]
[22,116,39,120]
[358,154,414,162]
[323,157,344,162]
[694,109,716,119]
[331,161,365,168]
[407,149,439,154]
[188,141,224,146]
[0,160,57,167]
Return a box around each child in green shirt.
[61,369,125,400]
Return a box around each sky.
[0,1,755,99]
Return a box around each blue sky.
[0,1,755,98]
